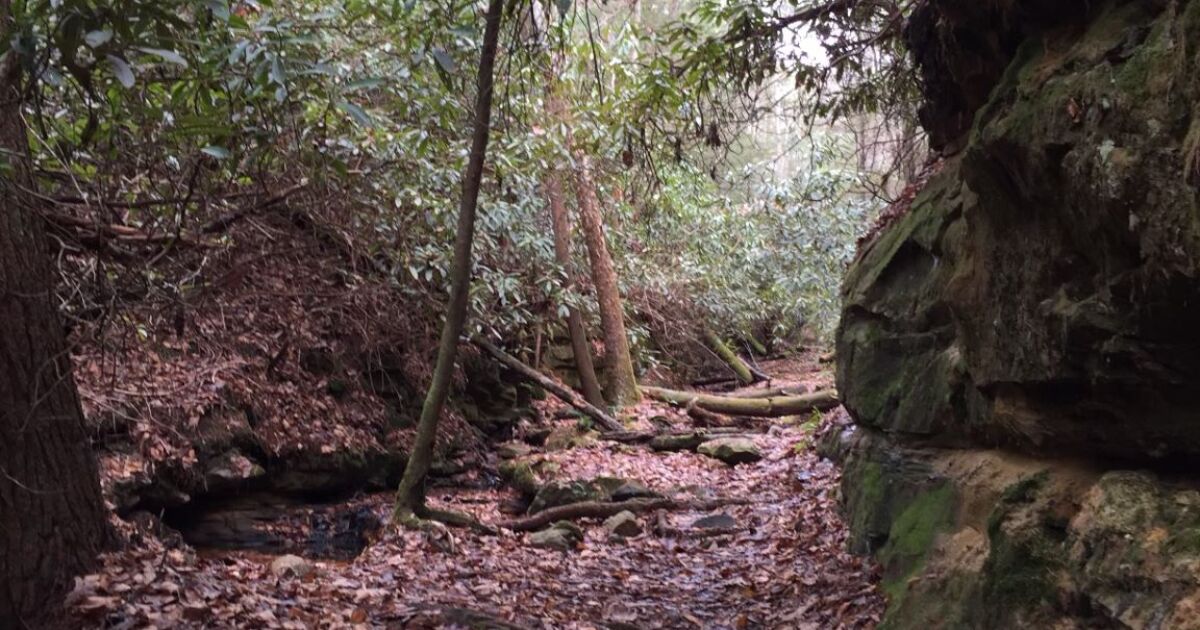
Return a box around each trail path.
[70,357,883,629]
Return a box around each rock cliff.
[834,1,1200,626]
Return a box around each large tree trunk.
[0,11,108,625]
[573,154,640,407]
[544,171,606,408]
[393,0,504,520]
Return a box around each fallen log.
[641,386,839,417]
[600,426,760,445]
[497,497,751,532]
[473,337,623,432]
[728,384,811,399]
[702,329,765,385]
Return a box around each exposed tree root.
[394,505,498,535]
[497,497,753,532]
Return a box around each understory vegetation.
[23,0,903,364]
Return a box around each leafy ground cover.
[68,357,883,629]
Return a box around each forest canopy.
[9,0,915,353]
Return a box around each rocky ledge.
[835,0,1200,627]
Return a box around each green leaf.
[205,0,231,21]
[201,146,232,160]
[138,48,189,68]
[344,77,385,92]
[105,55,135,88]
[555,0,572,15]
[338,100,373,126]
[85,30,112,48]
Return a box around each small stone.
[270,554,315,579]
[204,449,266,486]
[650,432,708,453]
[697,437,762,465]
[604,511,642,538]
[529,522,584,551]
[691,513,737,530]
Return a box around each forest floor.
[67,356,884,629]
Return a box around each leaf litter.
[69,358,884,629]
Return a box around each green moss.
[845,460,887,550]
[878,484,956,596]
[498,460,539,497]
[972,472,1063,626]
[1166,527,1200,555]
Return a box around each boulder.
[270,554,315,579]
[528,479,612,514]
[840,0,1200,463]
[529,521,584,551]
[833,3,1200,625]
[697,438,762,465]
[835,432,1200,629]
[603,511,642,538]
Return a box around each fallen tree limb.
[600,426,761,445]
[497,497,752,532]
[728,385,811,399]
[702,329,764,385]
[642,386,839,417]
[200,182,307,234]
[473,337,623,432]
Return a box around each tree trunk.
[0,13,108,625]
[544,172,606,408]
[641,386,840,417]
[393,0,504,520]
[573,153,640,407]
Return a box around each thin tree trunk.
[393,0,504,520]
[545,172,606,408]
[0,12,108,624]
[573,153,640,407]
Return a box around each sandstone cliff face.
[835,1,1200,626]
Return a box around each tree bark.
[0,10,108,624]
[394,0,504,520]
[573,153,640,407]
[702,329,760,385]
[473,337,622,431]
[641,386,840,417]
[544,171,605,408]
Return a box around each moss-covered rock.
[840,0,1200,461]
[527,479,614,514]
[837,1,1200,626]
